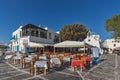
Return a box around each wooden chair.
[34,61,48,75]
[22,57,32,68]
[30,60,35,75]
[57,56,64,65]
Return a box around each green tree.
[105,14,120,38]
[60,23,88,41]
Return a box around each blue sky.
[0,0,120,43]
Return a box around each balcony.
[29,36,54,44]
[10,36,18,41]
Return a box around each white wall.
[85,35,100,48]
[45,27,59,43]
[104,39,120,50]
[85,33,102,54]
[11,25,59,53]
[12,26,22,39]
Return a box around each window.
[40,31,47,39]
[31,30,35,36]
[54,35,59,43]
[31,30,39,37]
[36,31,39,37]
[22,29,25,37]
[26,29,30,36]
[15,34,18,40]
[22,29,27,37]
[49,33,52,39]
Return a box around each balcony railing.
[10,36,18,41]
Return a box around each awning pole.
[54,47,55,54]
[70,47,72,53]
[43,47,44,54]
[84,46,85,54]
[84,41,85,54]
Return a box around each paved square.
[0,54,120,80]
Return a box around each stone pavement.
[0,54,120,80]
[0,60,82,80]
[84,54,120,80]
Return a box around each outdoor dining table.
[50,55,57,58]
[28,54,36,58]
[71,59,85,71]
[5,55,13,60]
[39,56,47,60]
[50,57,61,65]
[13,55,23,64]
[24,57,32,62]
[63,57,70,62]
[22,57,33,68]
[34,60,48,75]
[86,57,92,62]
[50,57,61,67]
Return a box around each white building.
[103,38,120,53]
[10,24,59,53]
[84,30,102,54]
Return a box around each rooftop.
[22,24,47,31]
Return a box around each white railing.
[29,36,54,44]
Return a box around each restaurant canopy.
[54,41,86,48]
[28,42,44,48]
[28,42,53,48]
